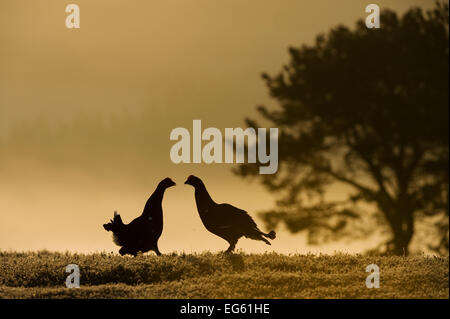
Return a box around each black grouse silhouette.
[103,177,176,256]
[185,175,276,253]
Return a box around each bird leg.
[119,246,138,256]
[225,239,238,253]
[119,246,128,256]
[153,246,162,256]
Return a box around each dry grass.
[0,251,447,299]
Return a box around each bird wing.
[212,203,258,229]
[127,215,148,233]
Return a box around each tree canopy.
[236,3,449,255]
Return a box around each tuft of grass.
[0,251,448,298]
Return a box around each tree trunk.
[378,194,415,255]
[392,227,413,255]
[389,206,414,255]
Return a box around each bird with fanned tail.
[184,175,276,253]
[103,177,176,256]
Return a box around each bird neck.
[143,184,166,216]
[194,181,215,209]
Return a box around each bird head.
[160,177,176,188]
[184,175,201,187]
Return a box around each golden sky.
[0,0,436,254]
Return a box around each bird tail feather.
[260,237,271,245]
[103,211,125,246]
[264,230,276,240]
[257,229,276,240]
[246,228,275,245]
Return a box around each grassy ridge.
[0,251,448,298]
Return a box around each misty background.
[0,0,439,254]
